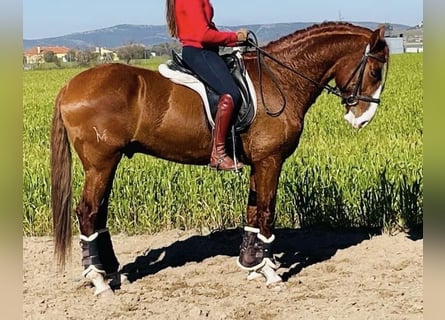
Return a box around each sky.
[23,0,423,40]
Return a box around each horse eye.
[370,69,382,80]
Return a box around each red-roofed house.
[24,46,71,64]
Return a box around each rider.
[166,0,248,171]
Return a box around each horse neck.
[254,23,371,114]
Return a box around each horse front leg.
[77,157,121,296]
[237,158,282,285]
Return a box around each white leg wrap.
[247,270,264,280]
[83,266,112,296]
[82,264,105,277]
[247,259,282,285]
[79,228,115,295]
[260,261,282,285]
[244,233,282,285]
[244,226,260,233]
[79,228,108,242]
[79,232,99,242]
[237,257,266,271]
[256,233,279,269]
[257,233,275,243]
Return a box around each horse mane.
[261,21,373,54]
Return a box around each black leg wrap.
[237,227,265,271]
[79,229,119,277]
[80,233,104,275]
[262,241,273,259]
[96,229,119,275]
[247,190,257,206]
[256,232,278,269]
[237,227,278,271]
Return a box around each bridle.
[338,44,388,106]
[245,31,387,116]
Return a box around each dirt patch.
[23,228,423,319]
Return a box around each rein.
[246,32,288,116]
[244,31,385,116]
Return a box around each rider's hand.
[236,29,248,42]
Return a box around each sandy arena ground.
[23,228,423,319]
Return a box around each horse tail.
[50,86,72,270]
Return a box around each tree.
[42,50,61,67]
[151,41,180,56]
[43,51,55,63]
[65,50,77,63]
[76,49,99,67]
[116,44,146,64]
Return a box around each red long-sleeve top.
[174,0,238,48]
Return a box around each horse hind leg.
[76,153,121,295]
[92,159,123,289]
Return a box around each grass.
[23,53,423,236]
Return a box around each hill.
[23,22,412,50]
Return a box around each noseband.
[245,32,387,115]
[338,44,387,106]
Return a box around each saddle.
[158,50,257,133]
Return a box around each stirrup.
[209,155,243,171]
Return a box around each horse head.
[335,26,389,129]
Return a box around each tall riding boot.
[210,94,244,171]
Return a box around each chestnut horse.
[51,22,389,295]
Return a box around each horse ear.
[369,25,386,51]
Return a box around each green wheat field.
[23,54,423,236]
